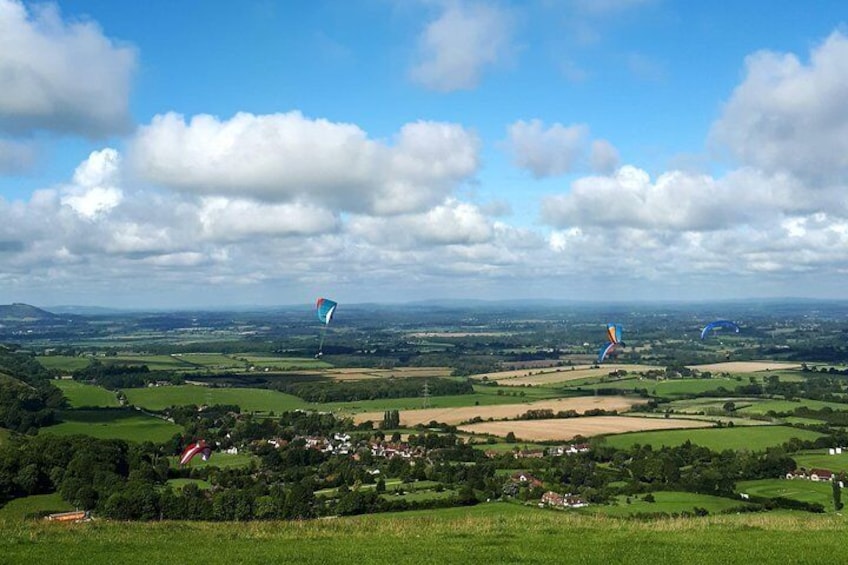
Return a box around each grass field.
[40,409,183,443]
[322,367,454,381]
[53,379,120,408]
[235,355,333,370]
[5,504,848,564]
[737,398,848,416]
[602,425,826,451]
[736,478,836,510]
[36,356,92,372]
[166,478,212,490]
[168,452,257,470]
[459,416,713,442]
[123,385,307,413]
[586,491,753,516]
[352,396,644,426]
[792,450,848,473]
[0,493,73,521]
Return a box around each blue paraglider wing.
[700,320,740,340]
[316,298,338,325]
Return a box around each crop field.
[602,425,826,451]
[792,450,848,473]
[0,493,73,521]
[586,491,753,516]
[168,452,257,470]
[687,361,802,373]
[36,355,92,372]
[475,364,661,385]
[39,409,183,443]
[736,478,836,509]
[6,504,848,564]
[352,396,645,426]
[123,385,307,413]
[53,379,120,408]
[458,415,712,441]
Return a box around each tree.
[505,432,516,444]
[723,401,736,413]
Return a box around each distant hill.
[0,303,59,321]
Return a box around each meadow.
[168,452,256,470]
[570,377,745,397]
[36,356,92,372]
[736,478,836,510]
[0,493,72,521]
[585,491,753,516]
[123,385,307,413]
[792,450,848,473]
[601,425,826,451]
[39,409,183,443]
[53,379,120,408]
[4,504,848,564]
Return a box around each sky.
[1,0,848,309]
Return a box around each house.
[511,472,543,488]
[514,449,545,459]
[540,491,588,508]
[810,469,834,482]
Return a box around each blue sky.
[1,0,848,308]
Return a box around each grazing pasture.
[39,409,182,443]
[736,478,835,510]
[169,452,257,470]
[0,493,73,521]
[458,415,712,442]
[792,450,848,473]
[5,504,848,564]
[167,478,212,491]
[586,491,754,516]
[123,385,307,413]
[353,396,645,426]
[602,425,826,451]
[53,379,120,408]
[323,366,453,381]
[36,356,92,372]
[737,398,848,415]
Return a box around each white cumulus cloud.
[506,119,620,177]
[410,1,514,92]
[129,111,480,216]
[0,0,135,137]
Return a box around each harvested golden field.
[458,415,713,441]
[688,361,802,373]
[323,367,452,381]
[352,396,645,426]
[474,364,662,386]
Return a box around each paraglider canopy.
[598,323,625,363]
[316,298,337,325]
[179,440,212,465]
[700,320,740,340]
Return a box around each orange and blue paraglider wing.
[598,342,617,363]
